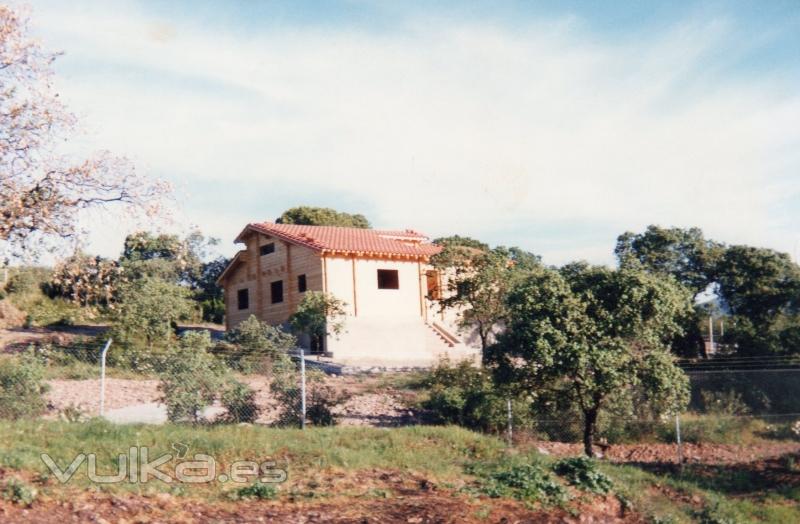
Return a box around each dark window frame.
[298,274,307,293]
[377,269,400,290]
[260,243,275,256]
[270,280,284,304]
[237,288,249,310]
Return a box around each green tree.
[223,314,296,364]
[431,243,540,356]
[119,230,225,322]
[276,206,371,228]
[195,256,229,323]
[432,235,490,251]
[111,277,196,348]
[489,265,691,456]
[120,231,206,284]
[615,226,723,357]
[289,292,347,353]
[716,246,800,355]
[158,331,225,423]
[615,226,722,297]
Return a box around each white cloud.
[25,1,800,265]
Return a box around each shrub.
[111,276,197,349]
[700,390,750,416]
[221,315,296,372]
[220,379,260,423]
[234,481,278,500]
[421,357,528,433]
[552,457,613,494]
[477,462,568,504]
[1,478,37,506]
[0,353,49,420]
[272,364,343,427]
[158,332,225,423]
[5,268,47,295]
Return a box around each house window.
[377,269,399,289]
[271,280,284,304]
[237,288,249,310]
[298,274,307,293]
[260,243,275,256]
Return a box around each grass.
[0,420,502,499]
[0,420,797,521]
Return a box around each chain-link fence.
[2,338,800,463]
[0,339,324,427]
[495,361,800,462]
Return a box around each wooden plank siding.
[223,231,324,329]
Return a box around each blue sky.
[24,0,800,264]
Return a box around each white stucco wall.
[322,256,480,366]
[324,257,424,320]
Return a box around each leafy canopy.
[111,276,196,348]
[489,264,691,456]
[289,291,347,343]
[430,241,540,353]
[617,225,800,356]
[158,331,225,423]
[615,225,722,297]
[276,206,371,228]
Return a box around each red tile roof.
[237,222,442,259]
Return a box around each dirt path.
[0,488,639,523]
[533,441,800,465]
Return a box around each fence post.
[675,413,683,471]
[99,339,113,417]
[299,348,307,429]
[506,398,513,446]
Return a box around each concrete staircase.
[426,322,456,348]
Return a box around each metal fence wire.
[1,339,800,464]
[0,339,311,427]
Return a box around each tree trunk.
[583,408,599,457]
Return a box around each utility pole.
[708,316,715,355]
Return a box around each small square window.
[377,269,399,290]
[237,288,249,310]
[260,243,275,256]
[298,274,307,293]
[271,280,284,304]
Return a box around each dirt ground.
[0,468,640,524]
[533,441,800,466]
[0,492,640,524]
[45,374,419,427]
[0,324,107,349]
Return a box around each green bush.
[110,276,197,349]
[221,315,296,372]
[5,268,48,295]
[220,379,260,423]
[0,354,49,420]
[476,462,568,504]
[158,332,226,423]
[700,390,750,416]
[234,481,278,500]
[421,358,529,433]
[272,364,342,427]
[1,478,37,506]
[552,457,613,494]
